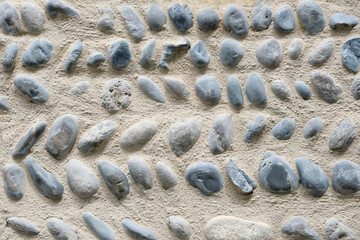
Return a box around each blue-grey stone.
[12,121,47,159]
[128,156,153,189]
[65,41,83,74]
[160,38,190,70]
[311,71,342,103]
[332,160,360,195]
[274,5,295,32]
[97,6,114,33]
[155,162,177,190]
[297,0,325,35]
[169,118,200,156]
[146,4,167,31]
[6,218,39,236]
[303,117,322,139]
[140,39,156,69]
[108,40,131,71]
[227,159,257,194]
[271,80,291,100]
[325,218,356,240]
[46,218,78,240]
[122,219,157,240]
[271,118,296,140]
[22,39,53,68]
[244,114,266,143]
[168,4,193,34]
[330,13,358,29]
[83,212,115,240]
[69,81,90,95]
[309,38,335,67]
[101,79,132,113]
[227,75,244,107]
[295,81,312,100]
[256,38,282,69]
[138,76,166,103]
[98,160,130,199]
[209,113,234,154]
[26,156,64,199]
[194,75,221,105]
[341,37,360,73]
[3,163,25,200]
[287,38,304,60]
[3,42,18,71]
[0,2,21,35]
[245,72,267,106]
[190,40,210,67]
[167,216,190,240]
[329,118,356,151]
[219,38,244,68]
[351,76,360,100]
[258,151,299,193]
[281,216,319,240]
[14,75,50,104]
[224,5,249,38]
[87,52,106,67]
[120,6,146,41]
[164,77,190,100]
[45,0,81,19]
[186,162,223,195]
[197,8,219,31]
[45,114,78,160]
[0,96,10,111]
[252,2,272,31]
[21,2,45,34]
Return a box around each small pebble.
[101,79,132,113]
[224,5,249,38]
[169,118,200,156]
[274,5,296,32]
[271,80,291,100]
[197,8,219,31]
[69,81,90,95]
[128,156,153,189]
[332,160,360,195]
[140,39,156,69]
[351,76,360,99]
[83,212,115,240]
[324,218,356,240]
[120,6,146,41]
[227,159,257,194]
[244,114,266,143]
[14,75,50,103]
[0,2,21,35]
[194,75,221,105]
[146,4,167,31]
[309,38,335,67]
[281,216,319,240]
[168,4,193,34]
[227,75,244,107]
[219,38,244,68]
[311,71,342,103]
[271,118,296,140]
[155,162,177,189]
[164,77,190,100]
[256,38,282,69]
[6,217,39,236]
[297,0,325,35]
[46,218,78,240]
[3,42,18,71]
[45,0,81,18]
[342,37,360,73]
[287,38,304,60]
[108,40,131,71]
[295,81,312,100]
[167,216,190,240]
[329,118,356,151]
[3,163,25,200]
[209,113,234,154]
[245,72,267,106]
[190,40,210,67]
[87,52,105,68]
[22,39,53,68]
[97,6,114,33]
[122,219,157,240]
[138,76,166,103]
[65,41,83,74]
[330,13,358,29]
[0,96,10,110]
[120,120,157,151]
[252,2,272,31]
[303,117,322,139]
[20,2,45,34]
[160,38,190,70]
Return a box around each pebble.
[209,113,234,154]
[190,40,210,67]
[14,75,50,104]
[185,162,223,195]
[120,6,146,41]
[22,39,53,68]
[140,39,156,69]
[160,38,190,70]
[194,75,221,105]
[69,81,91,95]
[97,160,130,199]
[122,219,157,240]
[330,13,358,29]
[0,2,21,35]
[332,160,360,194]
[256,38,282,69]
[167,216,190,240]
[227,75,244,107]
[97,6,114,33]
[296,157,329,197]
[20,2,45,34]
[252,2,272,31]
[329,118,356,151]
[168,4,193,34]
[297,0,325,35]
[351,76,360,100]
[26,156,64,199]
[197,8,219,31]
[164,77,190,100]
[45,114,78,160]
[121,120,157,151]
[258,151,299,193]
[146,4,167,31]
[3,163,25,200]
[227,159,257,194]
[281,216,319,240]
[12,121,47,159]
[65,41,83,74]
[0,96,10,111]
[224,5,249,38]
[6,217,39,236]
[45,0,81,19]
[271,118,296,140]
[295,81,312,100]
[311,71,342,103]
[219,38,244,68]
[324,218,356,240]
[128,156,153,189]
[87,52,106,68]
[101,79,132,113]
[46,218,78,240]
[274,5,296,32]
[342,37,360,73]
[83,212,115,240]
[155,162,177,189]
[244,114,266,143]
[66,159,100,198]
[3,42,18,71]
[309,38,335,67]
[138,76,166,103]
[287,38,304,60]
[271,80,291,100]
[108,40,131,71]
[303,117,322,139]
[245,72,267,106]
[169,118,200,156]
[204,216,273,240]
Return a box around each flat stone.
[342,37,360,73]
[120,6,146,41]
[197,8,219,31]
[46,218,78,240]
[297,0,325,35]
[69,81,90,95]
[287,38,304,60]
[3,163,25,200]
[138,76,166,103]
[258,151,299,193]
[311,71,342,103]
[185,162,223,195]
[295,81,312,100]
[146,4,167,31]
[281,216,319,240]
[245,72,267,106]
[256,38,282,69]
[3,42,18,71]
[98,160,130,199]
[120,120,157,151]
[296,157,329,197]
[45,114,78,160]
[97,6,114,33]
[21,2,45,34]
[204,216,273,240]
[169,118,200,156]
[45,0,81,18]
[128,156,153,189]
[14,75,50,104]
[160,38,190,70]
[329,118,356,151]
[66,159,100,198]
[6,217,39,236]
[0,96,10,111]
[271,118,296,140]
[164,77,190,100]
[252,2,272,31]
[155,162,177,189]
[190,40,210,67]
[224,5,249,38]
[22,39,53,68]
[332,160,360,195]
[168,4,193,34]
[324,218,356,240]
[101,79,132,113]
[303,117,322,139]
[219,38,244,68]
[209,113,234,154]
[83,212,115,240]
[309,38,335,67]
[274,5,295,32]
[330,13,358,29]
[108,40,131,70]
[271,80,291,100]
[66,41,83,74]
[244,114,266,143]
[351,76,360,99]
[227,159,256,194]
[227,75,244,107]
[0,2,21,35]
[140,39,156,69]
[122,219,157,240]
[87,52,106,67]
[168,216,190,240]
[194,75,221,105]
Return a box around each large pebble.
[45,0,80,18]
[97,6,114,33]
[190,40,210,67]
[0,2,21,35]
[128,156,153,189]
[21,2,45,34]
[83,212,115,240]
[281,216,319,240]
[330,13,358,29]
[122,219,157,240]
[311,71,342,103]
[271,80,291,100]
[258,151,299,193]
[22,39,53,68]
[140,39,156,69]
[160,38,190,70]
[146,4,167,31]
[194,75,221,105]
[287,38,304,60]
[155,162,177,189]
[101,79,132,113]
[185,162,223,195]
[108,40,131,71]
[309,38,335,67]
[120,6,146,41]
[168,4,193,34]
[197,9,219,31]
[169,118,200,156]
[332,160,360,194]
[227,159,256,194]
[227,75,244,107]
[324,218,356,240]
[164,77,190,100]
[46,218,78,240]
[224,5,249,38]
[3,163,25,200]
[138,76,166,103]
[271,118,296,140]
[120,120,157,151]
[256,38,282,69]
[252,2,272,31]
[6,217,39,236]
[295,81,312,100]
[219,38,244,68]
[3,42,18,71]
[329,118,356,151]
[274,5,296,32]
[14,75,50,104]
[87,52,106,68]
[351,76,360,99]
[0,96,10,111]
[209,113,234,154]
[342,37,360,73]
[167,216,190,240]
[244,114,266,143]
[69,81,90,95]
[297,0,325,35]
[245,72,267,106]
[65,41,83,74]
[303,117,322,139]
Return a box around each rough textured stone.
[271,118,296,140]
[3,163,25,200]
[168,4,193,34]
[227,75,244,107]
[87,52,106,67]
[281,216,319,240]
[3,42,18,71]
[271,80,291,100]
[324,218,356,240]
[164,77,190,100]
[311,72,342,103]
[274,5,296,32]
[155,162,177,190]
[108,40,131,71]
[22,39,53,68]
[122,219,157,240]
[295,81,312,100]
[128,156,153,189]
[169,118,200,156]
[342,37,360,73]
[138,76,166,103]
[309,38,335,67]
[227,159,256,194]
[101,79,132,113]
[97,6,114,33]
[140,39,156,69]
[219,38,244,68]
[351,76,360,100]
[14,75,50,104]
[120,6,146,41]
[197,8,219,31]
[21,2,45,34]
[83,212,115,240]
[287,38,304,60]
[297,0,325,35]
[332,160,360,195]
[256,38,282,69]
[146,4,167,31]
[168,216,190,240]
[224,5,249,38]
[0,96,10,111]
[160,38,190,70]
[329,118,356,151]
[0,2,21,35]
[194,75,221,105]
[66,41,83,74]
[6,217,39,236]
[245,72,267,106]
[330,13,358,29]
[46,218,78,240]
[252,2,272,31]
[209,114,234,154]
[190,40,210,67]
[120,120,157,151]
[303,117,322,139]
[69,81,90,95]
[45,0,81,19]
[244,114,266,143]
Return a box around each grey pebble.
[295,81,312,100]
[0,2,21,35]
[309,38,335,67]
[194,75,221,105]
[83,212,115,240]
[14,75,50,104]
[69,81,91,95]
[190,40,210,67]
[155,162,177,189]
[168,4,193,34]
[311,71,342,103]
[244,114,266,143]
[3,163,25,200]
[227,159,256,194]
[164,77,190,100]
[281,216,319,240]
[169,118,200,156]
[140,39,156,69]
[209,113,234,154]
[22,39,53,68]
[324,218,356,240]
[274,5,296,32]
[120,6,146,41]
[330,13,358,29]
[167,216,190,240]
[271,118,296,140]
[224,5,249,38]
[101,79,132,113]
[219,38,244,68]
[332,160,360,195]
[297,0,325,35]
[87,52,106,68]
[256,38,282,69]
[351,76,360,100]
[122,219,157,240]
[3,42,18,71]
[160,38,190,70]
[342,37,360,73]
[197,8,219,31]
[287,38,304,60]
[303,117,322,139]
[271,80,291,100]
[108,40,131,71]
[252,2,272,31]
[6,217,39,236]
[128,156,153,189]
[65,41,83,74]
[46,218,78,240]
[138,76,166,103]
[146,4,167,31]
[0,96,10,111]
[227,75,244,107]
[45,0,80,19]
[245,72,267,106]
[97,6,114,33]
[21,2,45,34]
[329,118,356,151]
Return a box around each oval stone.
[128,156,153,189]
[303,117,322,139]
[274,5,296,32]
[190,40,210,67]
[209,113,234,154]
[342,37,360,73]
[101,79,132,113]
[83,212,115,240]
[155,162,177,190]
[194,75,221,105]
[164,77,190,100]
[22,39,53,68]
[21,2,45,34]
[140,39,156,69]
[271,80,291,100]
[120,120,157,151]
[271,118,296,140]
[227,75,244,107]
[295,81,312,100]
[120,6,146,41]
[168,4,193,34]
[252,2,272,31]
[122,219,157,240]
[281,216,319,240]
[351,76,360,100]
[45,0,80,19]
[245,72,267,106]
[0,96,10,111]
[6,217,39,236]
[145,4,167,31]
[308,38,335,67]
[311,71,342,103]
[219,38,244,68]
[108,40,131,70]
[14,75,50,104]
[46,218,78,240]
[227,159,257,194]
[256,38,282,69]
[87,52,106,67]
[3,163,25,200]
[0,2,21,35]
[287,38,304,60]
[169,118,200,156]
[138,76,166,103]
[197,8,219,31]
[168,216,190,240]
[329,118,356,151]
[224,5,249,38]
[65,41,83,74]
[3,42,18,71]
[297,0,325,35]
[244,114,266,143]
[332,160,360,194]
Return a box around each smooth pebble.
[146,4,167,31]
[227,159,257,194]
[168,4,193,34]
[330,13,358,29]
[83,212,115,240]
[22,39,53,68]
[190,40,210,67]
[155,162,177,189]
[342,37,360,73]
[271,80,291,100]
[122,219,157,240]
[274,5,296,32]
[219,38,244,68]
[120,6,146,41]
[21,2,45,34]
[138,76,166,103]
[303,117,322,139]
[3,42,18,71]
[3,163,25,200]
[245,72,267,106]
[297,0,325,35]
[311,71,342,103]
[226,75,244,107]
[87,52,106,68]
[97,6,114,33]
[244,114,266,143]
[329,118,356,151]
[197,8,219,31]
[128,156,153,189]
[209,113,234,154]
[351,76,360,100]
[46,218,78,240]
[224,5,249,38]
[287,38,304,60]
[256,38,282,69]
[14,75,50,103]
[252,2,272,31]
[271,118,296,140]
[332,160,360,195]
[0,2,21,35]
[0,96,10,110]
[309,38,335,67]
[45,0,80,18]
[194,75,221,105]
[164,77,190,100]
[108,40,131,71]
[6,217,39,236]
[167,216,190,240]
[281,216,319,240]
[120,120,157,151]
[140,39,156,69]
[324,218,356,240]
[65,41,83,74]
[295,81,312,100]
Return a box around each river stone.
[160,38,190,70]
[209,113,234,154]
[274,5,296,32]
[169,118,200,156]
[227,75,244,107]
[164,77,190,100]
[224,5,249,38]
[204,216,272,240]
[297,0,325,35]
[138,76,166,103]
[0,96,10,111]
[256,38,282,69]
[185,162,223,195]
[6,218,39,236]
[168,4,193,34]
[66,159,100,198]
[309,38,335,67]
[97,6,114,33]
[258,151,299,193]
[21,2,45,34]
[45,0,81,18]
[69,81,90,95]
[168,216,190,240]
[14,75,50,104]
[46,218,78,240]
[342,37,360,73]
[351,76,360,99]
[245,72,267,106]
[271,118,296,140]
[3,163,25,200]
[295,81,312,100]
[281,216,319,240]
[271,80,291,100]
[120,6,146,41]
[329,118,356,151]
[122,219,157,240]
[219,38,244,67]
[22,39,53,68]
[155,162,177,189]
[194,75,221,105]
[140,39,156,69]
[120,120,157,151]
[197,8,219,31]
[330,13,358,29]
[65,41,83,74]
[332,160,360,195]
[128,156,153,189]
[101,79,132,113]
[311,72,342,103]
[87,52,106,67]
[227,159,257,194]
[303,117,322,139]
[0,2,21,35]
[146,4,167,31]
[252,2,272,31]
[108,40,131,70]
[287,38,304,60]
[244,114,266,143]
[296,157,329,197]
[83,212,115,240]
[190,40,210,67]
[3,42,18,71]
[324,218,356,240]
[97,160,130,199]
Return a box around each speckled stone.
[219,38,244,68]
[245,72,267,106]
[197,8,219,31]
[227,159,257,194]
[224,5,249,38]
[329,118,356,151]
[0,2,21,35]
[22,39,53,68]
[65,41,83,74]
[273,5,295,32]
[303,117,322,139]
[83,212,115,240]
[138,76,166,103]
[46,218,78,240]
[281,216,319,240]
[209,113,234,154]
[108,40,131,70]
[164,77,190,100]
[140,39,156,69]
[330,13,358,29]
[271,80,291,100]
[167,216,190,240]
[287,38,304,60]
[297,0,325,35]
[311,71,342,103]
[6,217,39,236]
[122,219,157,240]
[3,42,18,71]
[227,75,244,107]
[101,79,132,113]
[252,2,272,31]
[21,2,45,34]
[146,4,167,31]
[168,4,193,34]
[87,52,106,68]
[324,218,356,240]
[332,160,360,195]
[256,38,282,69]
[309,38,335,67]
[128,156,153,189]
[14,75,50,104]
[342,37,360,73]
[120,120,157,151]
[45,0,81,18]
[97,6,114,33]
[120,6,146,41]
[3,163,25,200]
[190,40,210,67]
[155,162,177,190]
[271,118,296,140]
[295,81,312,100]
[169,118,200,156]
[244,114,266,143]
[194,75,221,105]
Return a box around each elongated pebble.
[46,218,78,240]
[14,75,50,103]
[219,38,244,68]
[244,114,266,143]
[311,72,342,103]
[6,217,39,235]
[252,2,272,31]
[0,2,21,35]
[138,76,166,103]
[297,0,325,35]
[227,159,256,194]
[209,113,234,154]
[295,81,312,100]
[281,216,319,240]
[83,212,115,240]
[146,4,167,31]
[190,40,210,67]
[108,40,131,71]
[3,163,25,200]
[0,96,10,111]
[156,162,177,189]
[122,219,157,240]
[87,52,105,67]
[303,117,322,139]
[120,6,146,41]
[227,76,244,107]
[21,2,45,34]
[271,118,296,140]
[3,42,18,71]
[329,118,356,151]
[351,76,360,99]
[169,118,200,156]
[224,5,249,38]
[309,38,334,67]
[274,5,295,32]
[164,77,190,100]
[194,75,221,105]
[128,156,153,189]
[65,41,83,74]
[45,0,80,18]
[271,80,291,100]
[120,120,157,151]
[168,216,190,240]
[245,72,267,106]
[197,8,219,31]
[140,39,156,69]
[22,39,53,68]
[256,38,282,69]
[168,4,193,34]
[97,6,114,33]
[287,38,303,60]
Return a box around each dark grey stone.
[197,8,219,31]
[65,41,83,74]
[3,163,25,200]
[45,0,81,19]
[245,72,267,106]
[168,4,193,34]
[146,4,167,31]
[256,38,282,69]
[22,39,53,68]
[209,113,234,154]
[274,5,295,32]
[219,38,244,68]
[342,37,360,73]
[108,40,131,71]
[164,77,190,100]
[21,2,45,34]
[120,6,146,41]
[227,159,256,194]
[167,216,190,240]
[244,114,266,143]
[138,76,166,103]
[311,71,342,103]
[303,117,322,139]
[329,119,356,151]
[309,38,335,67]
[97,6,114,33]
[194,75,221,105]
[140,39,156,69]
[330,13,358,29]
[155,162,177,190]
[122,219,157,240]
[252,2,272,31]
[83,212,115,240]
[296,0,325,35]
[271,118,296,140]
[87,52,106,67]
[169,118,200,156]
[227,75,244,107]
[287,38,304,60]
[0,2,21,35]
[46,218,78,240]
[128,156,153,189]
[190,40,210,67]
[224,5,249,38]
[271,80,291,100]
[6,218,39,236]
[14,75,50,104]
[3,42,18,71]
[351,76,360,100]
[332,160,360,195]
[69,81,90,95]
[101,79,132,113]
[0,96,10,111]
[295,81,312,100]
[160,38,190,70]
[281,216,319,240]
[325,218,356,240]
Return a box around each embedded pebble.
[45,0,81,19]
[194,75,221,105]
[295,81,312,100]
[245,72,267,106]
[21,2,45,34]
[329,118,356,151]
[155,162,177,189]
[287,38,304,60]
[122,219,157,240]
[252,2,272,31]
[97,6,115,33]
[69,81,91,95]
[66,159,100,198]
[256,38,282,69]
[3,163,25,200]
[164,77,190,100]
[128,156,153,189]
[45,114,78,160]
[309,38,335,67]
[87,52,105,68]
[296,157,329,197]
[66,41,83,74]
[274,5,296,32]
[169,118,200,156]
[227,75,244,107]
[138,76,166,103]
[108,40,132,71]
[209,113,234,154]
[190,40,210,67]
[168,4,193,34]
[185,162,223,195]
[324,218,356,240]
[271,80,291,100]
[297,0,325,35]
[0,2,21,35]
[78,120,117,154]
[97,160,130,200]
[258,151,299,193]
[167,216,190,240]
[46,218,78,240]
[146,4,167,31]
[83,212,115,240]
[311,72,342,103]
[224,5,249,38]
[351,76,360,100]
[14,75,50,104]
[120,6,146,41]
[140,39,156,69]
[3,42,18,71]
[6,217,39,236]
[281,216,319,240]
[244,114,266,143]
[101,79,132,113]
[330,13,358,29]
[227,159,257,194]
[121,120,157,151]
[342,37,360,73]
[160,38,190,70]
[303,117,322,139]
[219,38,244,68]
[0,96,10,110]
[22,39,53,68]
[197,8,219,31]
[332,160,360,195]
[271,118,296,140]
